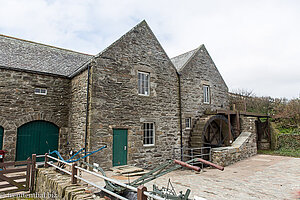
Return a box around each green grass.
[258,149,300,158]
[275,126,300,135]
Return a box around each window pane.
[138,72,150,95]
[143,123,154,145]
[138,73,142,94]
[145,74,149,95]
[203,86,210,103]
[185,118,190,128]
[35,88,40,93]
[142,74,145,94]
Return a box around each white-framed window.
[34,88,47,95]
[138,71,150,96]
[185,118,191,129]
[203,85,210,104]
[143,122,155,146]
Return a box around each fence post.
[26,157,31,190]
[30,154,36,192]
[45,153,49,168]
[71,163,77,184]
[137,185,147,200]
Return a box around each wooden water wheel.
[203,115,232,147]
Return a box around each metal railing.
[40,153,164,200]
[173,146,211,168]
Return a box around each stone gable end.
[88,21,180,168]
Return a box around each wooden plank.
[30,154,36,192]
[124,171,148,177]
[112,166,144,174]
[0,181,26,189]
[236,111,240,136]
[227,113,232,143]
[0,167,27,174]
[0,173,26,190]
[0,160,30,167]
[26,158,30,190]
[0,175,26,182]
[0,188,27,194]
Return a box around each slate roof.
[170,46,202,72]
[0,34,93,77]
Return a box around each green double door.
[113,129,128,166]
[16,121,59,161]
[0,126,3,149]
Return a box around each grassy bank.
[258,149,300,158]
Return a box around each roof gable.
[170,46,202,72]
[94,20,178,73]
[0,34,93,77]
[176,44,228,89]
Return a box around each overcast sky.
[0,0,299,99]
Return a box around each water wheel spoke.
[217,134,228,146]
[202,115,231,148]
[209,128,219,144]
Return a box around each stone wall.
[211,131,257,166]
[211,116,257,166]
[88,21,180,169]
[0,68,70,161]
[179,45,229,147]
[240,116,257,134]
[35,168,95,200]
[68,69,89,151]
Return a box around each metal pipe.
[47,155,72,166]
[85,64,91,161]
[174,160,201,172]
[75,175,129,200]
[46,162,72,175]
[197,158,224,171]
[75,165,137,192]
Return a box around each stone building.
[171,45,229,149]
[0,20,231,168]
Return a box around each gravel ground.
[84,154,300,200]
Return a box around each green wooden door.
[113,129,128,166]
[0,126,3,149]
[16,121,59,161]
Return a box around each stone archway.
[14,111,63,129]
[1,112,63,161]
[16,120,59,161]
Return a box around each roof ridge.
[170,46,201,60]
[170,45,203,72]
[95,20,147,58]
[0,34,93,56]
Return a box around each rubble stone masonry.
[88,21,180,169]
[0,68,70,161]
[179,46,229,147]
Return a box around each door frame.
[112,128,128,167]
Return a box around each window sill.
[143,144,155,147]
[138,94,150,97]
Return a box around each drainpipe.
[84,64,91,162]
[177,72,183,161]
